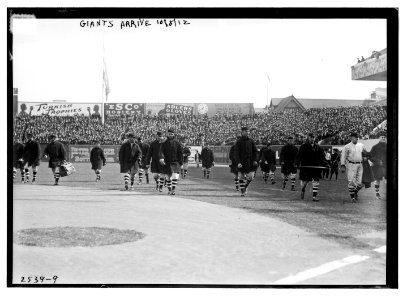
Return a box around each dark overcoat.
[43,141,67,168]
[229,144,238,174]
[201,147,214,168]
[13,142,25,168]
[140,142,150,169]
[182,146,192,164]
[119,142,141,173]
[330,152,340,174]
[90,146,106,170]
[159,138,183,175]
[22,140,41,167]
[280,143,299,175]
[234,136,258,173]
[296,142,326,181]
[261,148,276,172]
[361,153,375,188]
[369,142,386,180]
[145,140,164,174]
[258,146,267,169]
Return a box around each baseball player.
[201,145,215,179]
[234,126,258,197]
[180,139,192,179]
[340,132,368,202]
[145,131,165,191]
[119,133,141,190]
[42,134,67,186]
[296,133,327,201]
[22,132,41,183]
[280,136,299,191]
[369,134,387,199]
[90,140,106,182]
[159,128,183,195]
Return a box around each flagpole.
[102,37,105,125]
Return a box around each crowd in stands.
[13,105,387,146]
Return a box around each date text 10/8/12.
[79,19,191,29]
[21,275,58,284]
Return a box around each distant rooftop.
[268,97,376,109]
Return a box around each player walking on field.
[137,137,150,184]
[340,132,367,203]
[13,137,25,181]
[229,142,240,191]
[42,134,67,186]
[22,132,41,183]
[119,133,141,190]
[280,136,298,191]
[296,133,327,201]
[145,131,165,192]
[180,139,191,179]
[234,126,258,197]
[159,128,183,195]
[369,134,387,200]
[329,148,340,180]
[90,140,106,182]
[260,143,277,185]
[201,145,215,179]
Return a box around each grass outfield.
[13,163,386,250]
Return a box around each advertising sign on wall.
[145,103,194,115]
[17,102,101,117]
[195,103,253,116]
[104,103,145,116]
[70,145,120,163]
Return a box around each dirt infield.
[12,164,387,285]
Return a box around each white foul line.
[272,255,370,284]
[373,246,386,254]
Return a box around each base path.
[12,185,385,285]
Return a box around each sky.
[12,17,387,108]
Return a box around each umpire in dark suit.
[43,134,67,185]
[234,126,258,197]
[119,133,141,190]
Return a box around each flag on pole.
[267,74,270,82]
[103,57,110,97]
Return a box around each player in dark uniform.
[280,136,299,191]
[370,134,387,199]
[42,134,67,186]
[13,137,25,181]
[296,133,327,201]
[137,137,150,184]
[119,133,141,190]
[180,139,192,179]
[145,131,165,191]
[90,140,106,182]
[234,126,258,197]
[258,140,268,183]
[201,145,215,179]
[260,143,277,184]
[159,128,183,195]
[329,148,340,180]
[229,143,240,191]
[22,132,41,183]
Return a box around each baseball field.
[11,163,388,286]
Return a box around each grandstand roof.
[269,97,376,109]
